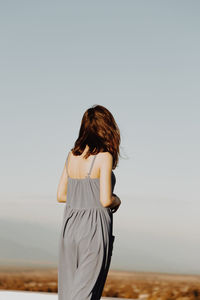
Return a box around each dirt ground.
[0,266,200,299]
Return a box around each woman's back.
[65,149,116,209]
[67,148,100,179]
[58,148,116,300]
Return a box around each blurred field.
[0,266,200,299]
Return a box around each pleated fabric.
[58,152,116,300]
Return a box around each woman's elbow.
[57,192,66,203]
[100,196,113,208]
[57,197,66,203]
[57,194,61,202]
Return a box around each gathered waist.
[65,204,111,212]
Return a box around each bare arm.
[99,152,115,208]
[57,162,68,203]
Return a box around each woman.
[57,104,121,300]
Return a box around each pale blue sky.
[0,1,200,274]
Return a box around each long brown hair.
[71,104,121,169]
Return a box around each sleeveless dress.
[58,151,116,300]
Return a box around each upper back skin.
[68,147,113,207]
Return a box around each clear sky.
[0,1,200,275]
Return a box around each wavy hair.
[71,104,121,169]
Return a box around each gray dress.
[58,151,116,300]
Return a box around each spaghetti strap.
[66,151,96,178]
[87,155,97,177]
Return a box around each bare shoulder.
[97,151,112,158]
[97,151,113,165]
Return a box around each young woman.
[57,104,121,300]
